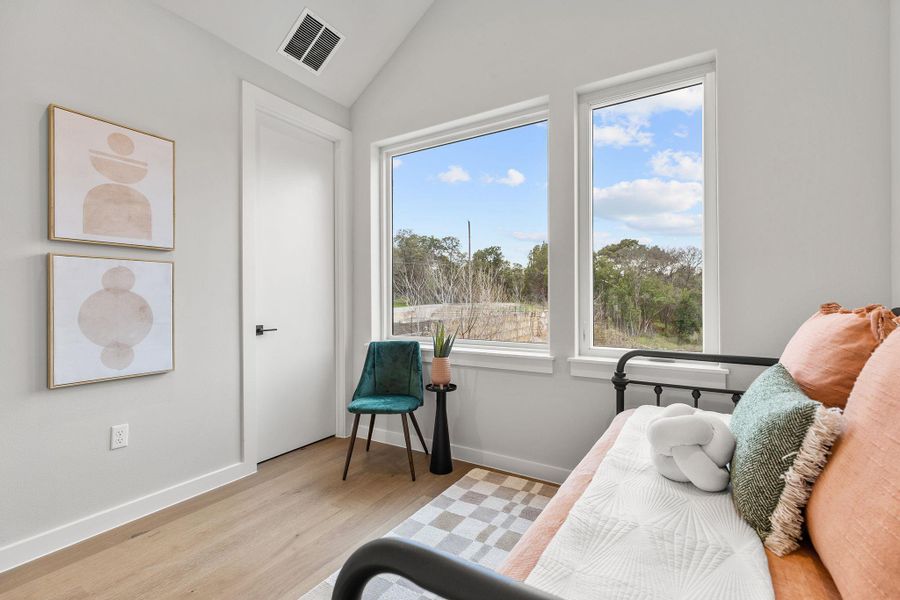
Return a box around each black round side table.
[425,383,456,474]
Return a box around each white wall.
[0,0,348,570]
[349,0,893,481]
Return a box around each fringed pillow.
[780,303,896,408]
[729,364,842,556]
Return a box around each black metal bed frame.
[332,537,559,600]
[611,350,778,413]
[331,348,781,600]
[331,308,900,599]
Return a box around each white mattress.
[525,405,774,600]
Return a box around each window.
[579,65,718,356]
[385,112,549,346]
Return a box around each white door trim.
[241,81,351,467]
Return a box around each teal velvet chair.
[343,341,429,481]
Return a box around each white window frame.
[377,102,551,359]
[576,62,719,360]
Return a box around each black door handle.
[256,325,278,336]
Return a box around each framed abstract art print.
[48,105,175,250]
[48,254,174,388]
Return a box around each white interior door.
[255,111,336,462]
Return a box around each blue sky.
[592,84,703,251]
[391,84,702,265]
[392,122,548,265]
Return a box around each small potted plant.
[431,322,457,386]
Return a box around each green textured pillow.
[729,363,842,556]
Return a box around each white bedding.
[525,405,774,600]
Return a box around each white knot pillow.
[647,403,736,492]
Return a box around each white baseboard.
[0,461,256,574]
[3,428,571,574]
[356,426,571,484]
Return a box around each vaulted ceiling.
[154,0,433,107]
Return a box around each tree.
[472,246,505,276]
[502,263,526,303]
[391,231,551,341]
[673,289,702,341]
[391,229,704,348]
[392,229,466,306]
[523,242,548,303]
[592,238,702,349]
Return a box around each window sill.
[367,342,554,374]
[423,344,554,374]
[568,355,728,387]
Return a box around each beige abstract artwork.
[49,254,173,388]
[50,105,174,249]
[78,266,154,370]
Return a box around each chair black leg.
[343,414,360,481]
[401,414,416,482]
[366,414,376,451]
[408,412,429,455]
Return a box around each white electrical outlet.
[110,424,129,450]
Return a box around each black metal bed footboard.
[611,350,778,414]
[332,538,560,600]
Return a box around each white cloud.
[482,168,526,187]
[594,178,701,214]
[437,165,470,183]
[593,124,653,148]
[620,213,702,235]
[497,168,525,186]
[593,178,702,236]
[650,150,702,181]
[673,124,689,138]
[594,85,702,148]
[512,231,546,241]
[392,158,403,168]
[600,86,702,122]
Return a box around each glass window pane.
[591,84,703,351]
[391,121,549,344]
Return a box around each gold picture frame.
[48,253,175,389]
[49,104,175,250]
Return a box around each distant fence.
[393,303,547,343]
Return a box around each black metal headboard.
[611,306,900,414]
[610,350,778,414]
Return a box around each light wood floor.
[0,438,480,600]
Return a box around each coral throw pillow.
[805,321,900,599]
[780,303,896,408]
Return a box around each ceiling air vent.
[278,9,344,74]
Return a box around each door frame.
[240,81,351,467]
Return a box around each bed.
[331,350,842,600]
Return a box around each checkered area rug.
[301,468,556,599]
